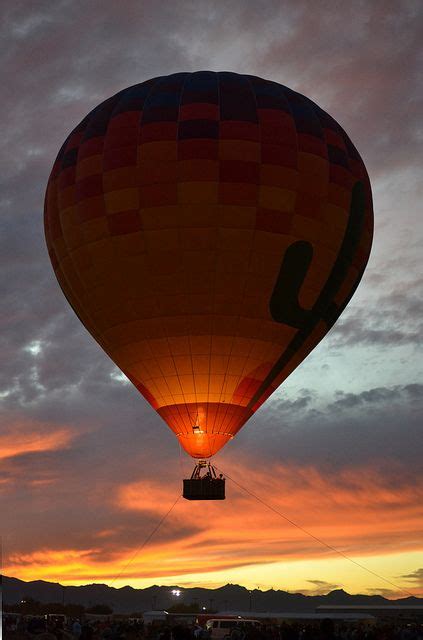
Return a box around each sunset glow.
[3,456,423,596]
[0,423,73,460]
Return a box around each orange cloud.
[4,459,423,594]
[0,477,13,492]
[117,480,174,515]
[5,549,103,583]
[106,460,423,578]
[0,421,74,460]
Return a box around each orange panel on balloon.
[45,72,373,459]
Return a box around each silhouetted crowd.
[3,615,423,640]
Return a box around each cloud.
[273,388,316,413]
[272,384,423,417]
[330,384,423,410]
[116,480,182,515]
[364,587,402,598]
[328,281,423,348]
[257,1,423,177]
[401,568,423,586]
[302,579,342,596]
[0,420,74,460]
[3,457,422,586]
[241,381,423,478]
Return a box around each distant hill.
[2,576,421,614]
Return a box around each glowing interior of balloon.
[44,72,373,459]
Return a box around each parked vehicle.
[205,618,261,639]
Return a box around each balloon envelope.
[45,72,373,458]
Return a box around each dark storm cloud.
[0,0,420,452]
[328,282,423,347]
[273,388,316,413]
[256,1,423,177]
[1,0,421,406]
[0,0,206,413]
[0,0,202,415]
[272,383,423,417]
[234,381,423,475]
[330,384,423,409]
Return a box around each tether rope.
[215,465,416,598]
[109,493,181,586]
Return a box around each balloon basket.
[183,461,225,500]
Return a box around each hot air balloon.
[44,72,373,500]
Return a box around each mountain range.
[2,576,422,614]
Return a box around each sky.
[1,0,422,599]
